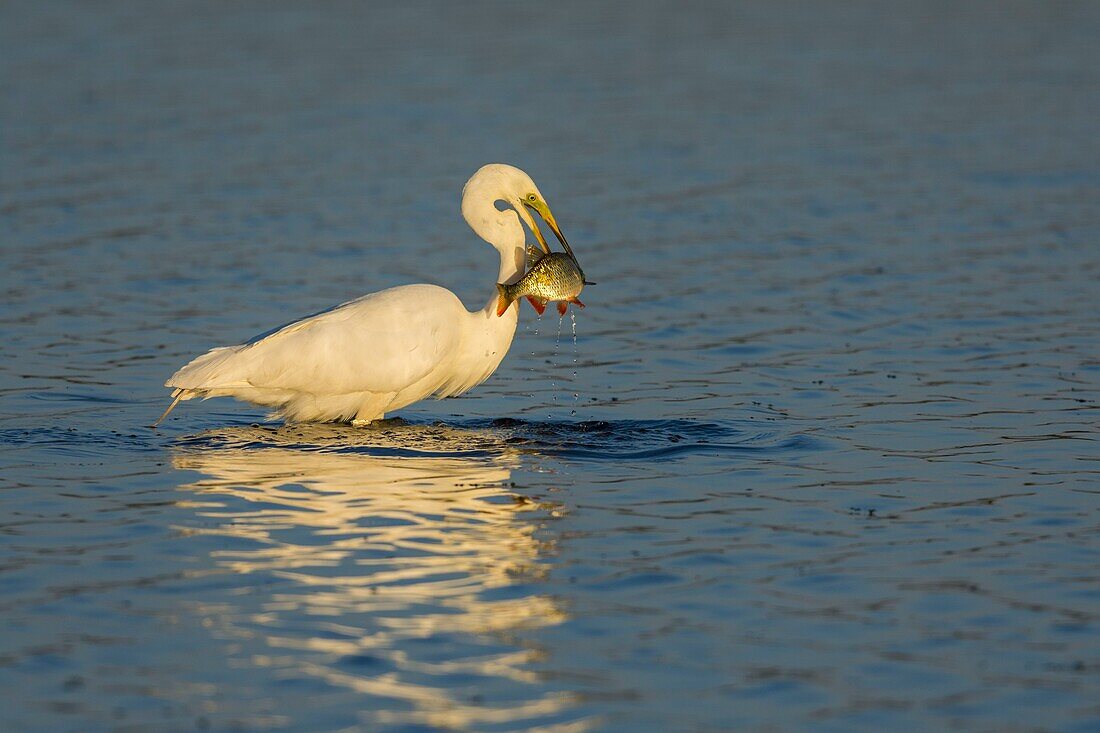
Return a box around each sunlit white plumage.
[156,164,572,425]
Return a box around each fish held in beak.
[496,252,587,317]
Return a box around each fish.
[495,251,591,317]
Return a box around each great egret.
[155,163,574,426]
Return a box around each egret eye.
[527,193,538,203]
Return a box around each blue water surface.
[1,2,1098,731]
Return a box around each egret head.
[462,164,573,259]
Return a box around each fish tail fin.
[495,284,514,317]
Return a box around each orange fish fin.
[557,301,568,317]
[569,297,585,308]
[526,296,546,315]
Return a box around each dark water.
[2,2,1099,731]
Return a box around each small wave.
[27,391,130,404]
[0,426,160,456]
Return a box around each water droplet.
[570,312,580,415]
[526,319,538,380]
[550,312,563,405]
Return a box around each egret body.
[156,164,572,425]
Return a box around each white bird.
[155,163,574,426]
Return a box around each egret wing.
[170,285,464,397]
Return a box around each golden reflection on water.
[172,424,584,731]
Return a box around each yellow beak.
[522,199,577,261]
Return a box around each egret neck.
[460,177,528,315]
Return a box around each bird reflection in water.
[171,422,584,731]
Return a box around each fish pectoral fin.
[568,297,585,308]
[557,301,568,317]
[525,245,545,268]
[525,296,546,316]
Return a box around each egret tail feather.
[152,390,186,428]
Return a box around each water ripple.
[167,417,821,463]
[3,2,1099,731]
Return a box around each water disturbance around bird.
[3,4,1099,733]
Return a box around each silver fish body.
[495,252,587,317]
